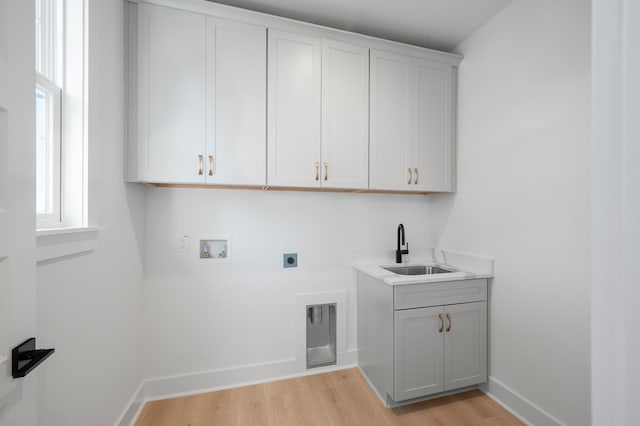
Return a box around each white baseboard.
[114,382,145,426]
[119,363,568,426]
[357,365,480,409]
[481,377,566,426]
[117,350,357,426]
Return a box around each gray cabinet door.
[444,301,487,391]
[394,306,444,400]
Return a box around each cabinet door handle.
[414,168,419,185]
[198,155,204,176]
[324,162,328,181]
[438,313,444,333]
[208,155,214,176]
[315,162,320,181]
[446,313,452,332]
[408,168,413,185]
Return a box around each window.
[35,76,62,223]
[35,0,86,230]
[35,0,62,227]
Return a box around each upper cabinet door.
[369,49,413,191]
[414,59,455,192]
[138,4,206,183]
[267,29,322,187]
[321,40,369,189]
[206,18,266,185]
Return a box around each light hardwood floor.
[135,368,524,425]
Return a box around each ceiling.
[208,0,513,52]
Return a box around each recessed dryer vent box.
[198,237,230,263]
[306,303,336,369]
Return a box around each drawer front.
[394,279,487,310]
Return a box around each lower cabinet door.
[394,306,444,401]
[443,301,487,391]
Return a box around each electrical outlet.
[283,253,298,268]
[177,236,189,253]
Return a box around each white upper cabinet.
[267,29,322,187]
[136,3,266,185]
[130,0,459,191]
[370,49,456,192]
[206,18,266,185]
[414,59,455,192]
[321,39,369,189]
[267,32,370,188]
[137,4,206,183]
[369,50,413,191]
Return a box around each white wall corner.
[115,382,146,426]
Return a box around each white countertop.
[353,249,494,286]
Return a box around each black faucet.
[396,224,409,263]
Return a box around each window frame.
[35,74,62,227]
[35,0,63,228]
[35,0,87,231]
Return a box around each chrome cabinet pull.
[198,155,204,176]
[324,162,328,181]
[414,168,419,185]
[315,162,320,181]
[446,313,452,332]
[438,313,444,333]
[208,155,214,176]
[408,168,412,185]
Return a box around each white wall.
[35,1,146,425]
[143,188,435,379]
[432,0,591,424]
[591,0,640,424]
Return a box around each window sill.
[36,226,105,264]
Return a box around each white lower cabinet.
[356,274,487,405]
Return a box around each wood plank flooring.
[135,368,524,426]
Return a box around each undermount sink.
[382,265,457,275]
